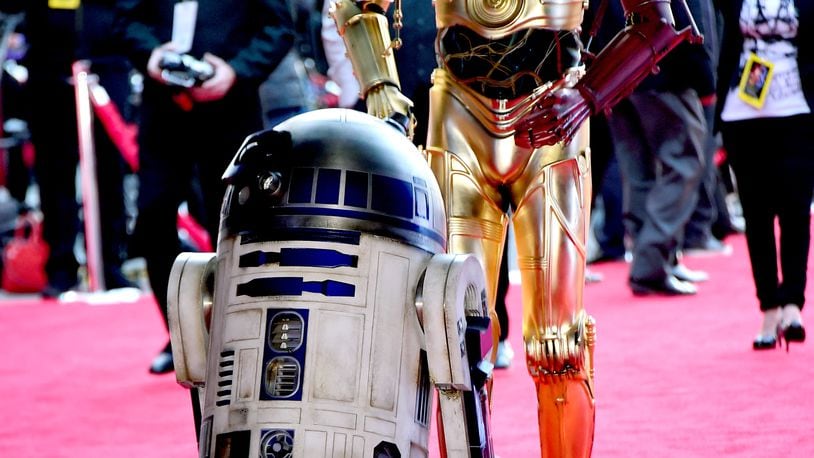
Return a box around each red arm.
[515,0,702,149]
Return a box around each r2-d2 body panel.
[196,109,448,457]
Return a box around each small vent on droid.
[215,350,235,406]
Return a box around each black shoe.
[753,309,782,351]
[629,275,697,296]
[782,322,806,342]
[149,350,174,374]
[779,322,806,352]
[779,305,806,352]
[40,269,80,299]
[753,333,779,350]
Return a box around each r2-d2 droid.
[168,109,494,457]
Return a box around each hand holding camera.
[147,43,236,104]
[157,51,214,88]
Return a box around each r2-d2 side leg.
[167,252,218,435]
[420,254,494,458]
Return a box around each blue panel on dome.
[344,171,369,208]
[288,168,315,203]
[315,169,341,204]
[415,188,430,220]
[371,174,413,219]
[266,206,446,247]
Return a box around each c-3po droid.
[330,0,701,455]
[167,108,496,457]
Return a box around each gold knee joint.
[525,313,596,384]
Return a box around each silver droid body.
[168,109,490,457]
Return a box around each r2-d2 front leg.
[420,254,494,458]
[167,252,218,431]
[167,252,218,388]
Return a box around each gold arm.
[330,0,414,136]
[332,0,401,96]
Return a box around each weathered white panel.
[257,407,301,424]
[311,312,363,402]
[313,409,357,430]
[370,253,409,411]
[304,430,328,456]
[236,348,257,400]
[352,435,365,458]
[332,433,347,458]
[364,416,397,437]
[223,309,262,342]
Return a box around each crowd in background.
[0,0,809,374]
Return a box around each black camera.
[158,52,215,88]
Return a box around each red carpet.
[1,231,812,457]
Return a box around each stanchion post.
[72,60,105,292]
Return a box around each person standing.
[717,0,812,350]
[113,0,295,373]
[605,0,716,296]
[258,0,321,129]
[1,0,138,297]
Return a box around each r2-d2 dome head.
[168,109,489,457]
[220,108,446,253]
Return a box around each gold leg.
[512,152,595,458]
[425,146,508,310]
[425,79,596,457]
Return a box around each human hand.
[514,87,591,149]
[146,42,180,84]
[188,53,236,103]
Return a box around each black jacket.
[113,0,295,86]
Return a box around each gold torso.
[434,0,587,39]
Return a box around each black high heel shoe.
[779,321,806,352]
[753,333,779,350]
[753,309,782,351]
[779,305,806,352]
